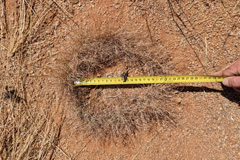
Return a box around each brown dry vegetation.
[57,31,176,143]
[0,0,64,159]
[1,0,240,159]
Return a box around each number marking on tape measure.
[74,75,224,86]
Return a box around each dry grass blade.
[5,0,55,57]
[50,0,79,27]
[167,0,208,74]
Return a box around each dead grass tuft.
[0,0,65,159]
[56,30,176,144]
[0,88,63,159]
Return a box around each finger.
[221,59,240,76]
[222,67,240,76]
[211,59,240,77]
[233,87,240,93]
[222,76,240,88]
[211,70,223,76]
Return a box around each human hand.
[212,59,240,92]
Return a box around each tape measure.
[74,75,224,86]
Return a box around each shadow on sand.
[75,82,240,106]
[174,84,240,106]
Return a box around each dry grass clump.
[0,85,62,159]
[0,0,64,159]
[59,31,176,143]
[0,61,63,160]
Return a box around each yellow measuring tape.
[74,75,224,86]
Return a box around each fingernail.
[223,78,229,86]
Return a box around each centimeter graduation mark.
[74,75,224,86]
